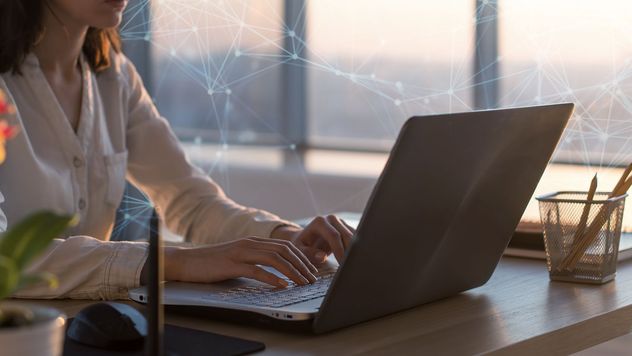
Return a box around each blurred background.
[113,0,632,240]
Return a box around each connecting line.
[118,0,632,182]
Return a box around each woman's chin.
[91,14,123,30]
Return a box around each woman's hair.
[0,0,121,74]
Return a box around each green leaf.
[16,272,58,291]
[0,255,18,300]
[0,211,77,271]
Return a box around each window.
[121,0,632,168]
[499,0,632,167]
[149,0,286,145]
[307,0,474,150]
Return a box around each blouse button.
[78,198,86,210]
[73,157,83,168]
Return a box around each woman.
[0,0,353,299]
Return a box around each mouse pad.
[63,318,265,356]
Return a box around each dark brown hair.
[0,0,121,74]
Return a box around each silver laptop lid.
[313,104,574,333]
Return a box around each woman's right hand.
[160,237,319,288]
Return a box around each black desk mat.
[63,318,265,356]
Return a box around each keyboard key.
[202,272,335,308]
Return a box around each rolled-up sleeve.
[121,56,297,245]
[12,236,148,300]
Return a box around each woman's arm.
[142,237,318,287]
[120,55,295,246]
[270,215,355,265]
[118,54,356,267]
[12,235,148,300]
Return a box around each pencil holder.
[536,191,627,284]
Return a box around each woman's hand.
[158,237,318,288]
[272,215,356,265]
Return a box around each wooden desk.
[22,257,632,355]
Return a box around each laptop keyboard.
[202,272,335,308]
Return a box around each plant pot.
[0,302,66,356]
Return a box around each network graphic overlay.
[112,0,632,240]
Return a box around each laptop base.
[161,304,315,333]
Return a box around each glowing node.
[235,49,242,57]
[496,55,502,62]
[170,48,176,57]
[370,73,376,80]
[600,133,609,141]
[192,26,198,33]
[289,144,296,150]
[124,213,130,220]
[447,88,454,95]
[207,89,214,96]
[291,53,298,60]
[394,99,402,106]
[395,81,403,91]
[225,88,232,95]
[534,95,541,102]
[222,143,228,150]
[288,30,295,38]
[144,34,150,41]
[335,70,341,76]
[194,136,202,145]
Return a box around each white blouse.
[0,52,292,300]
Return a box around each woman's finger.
[248,237,317,282]
[249,236,318,273]
[308,217,346,262]
[236,264,288,288]
[326,215,354,250]
[341,219,357,234]
[299,246,330,265]
[241,248,310,286]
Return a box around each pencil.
[558,174,598,272]
[610,163,632,198]
[560,165,632,271]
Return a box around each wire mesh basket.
[536,191,627,284]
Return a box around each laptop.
[129,103,574,333]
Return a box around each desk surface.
[22,257,632,355]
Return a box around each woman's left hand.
[272,215,356,265]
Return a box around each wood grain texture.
[16,257,632,355]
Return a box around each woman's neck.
[32,4,88,77]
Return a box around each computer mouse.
[66,302,147,350]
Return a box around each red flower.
[0,90,15,116]
[0,89,18,164]
[0,121,17,140]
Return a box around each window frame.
[123,0,499,158]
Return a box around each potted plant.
[0,89,76,356]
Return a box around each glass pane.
[307,0,475,149]
[500,0,632,167]
[149,0,284,144]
